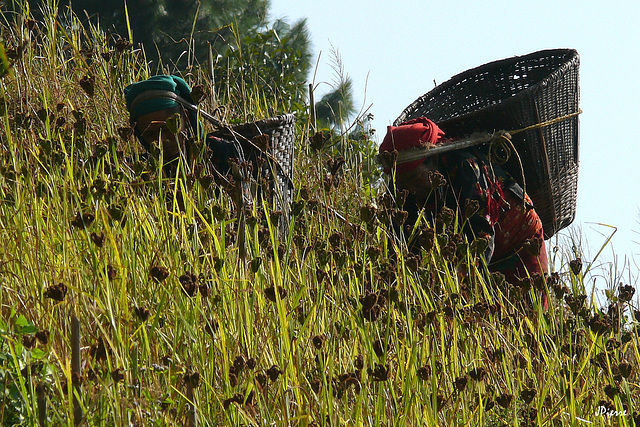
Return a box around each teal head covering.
[124,75,200,137]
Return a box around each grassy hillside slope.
[1,7,639,427]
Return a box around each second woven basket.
[212,113,296,238]
[396,49,580,239]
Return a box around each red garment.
[380,118,445,173]
[490,192,549,283]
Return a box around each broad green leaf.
[30,348,46,360]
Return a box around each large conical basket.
[396,49,580,239]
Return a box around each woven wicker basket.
[213,113,296,236]
[395,49,580,239]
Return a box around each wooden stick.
[37,382,46,426]
[71,315,83,426]
[185,373,198,427]
[309,83,316,133]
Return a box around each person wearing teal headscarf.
[124,75,201,161]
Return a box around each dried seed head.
[417,366,431,381]
[228,371,238,387]
[150,266,170,283]
[111,368,125,383]
[70,212,95,229]
[591,353,609,370]
[134,306,151,321]
[464,198,479,219]
[22,335,36,349]
[426,170,446,189]
[198,283,211,298]
[315,268,328,284]
[90,231,105,248]
[372,338,386,358]
[233,356,246,374]
[326,156,345,176]
[309,131,327,151]
[44,283,67,301]
[618,362,633,379]
[437,206,455,225]
[588,313,612,335]
[246,357,256,370]
[484,396,495,411]
[250,257,262,273]
[179,272,198,296]
[35,330,50,345]
[329,232,343,248]
[222,395,236,410]
[366,246,381,260]
[89,338,108,361]
[190,85,206,104]
[404,253,421,272]
[377,192,396,211]
[392,210,408,226]
[311,335,325,350]
[604,384,619,399]
[496,393,513,408]
[368,363,389,382]
[266,365,283,381]
[117,126,134,141]
[184,371,200,388]
[310,378,321,393]
[453,376,468,392]
[468,367,487,381]
[569,258,582,275]
[360,292,385,322]
[565,294,587,314]
[359,205,377,224]
[520,387,536,404]
[522,238,542,256]
[264,285,287,302]
[79,75,95,97]
[605,337,620,351]
[106,264,117,281]
[618,284,635,302]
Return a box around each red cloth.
[380,117,445,173]
[491,192,549,282]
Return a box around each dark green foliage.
[5,0,313,116]
[315,77,356,128]
[216,18,312,111]
[11,0,270,66]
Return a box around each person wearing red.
[379,117,548,285]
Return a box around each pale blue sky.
[269,0,640,281]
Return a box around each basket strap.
[129,89,226,128]
[378,109,583,170]
[377,132,497,169]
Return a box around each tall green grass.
[1,5,639,426]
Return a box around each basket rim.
[230,113,296,134]
[395,48,579,127]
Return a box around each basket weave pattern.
[216,114,296,235]
[395,49,580,238]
